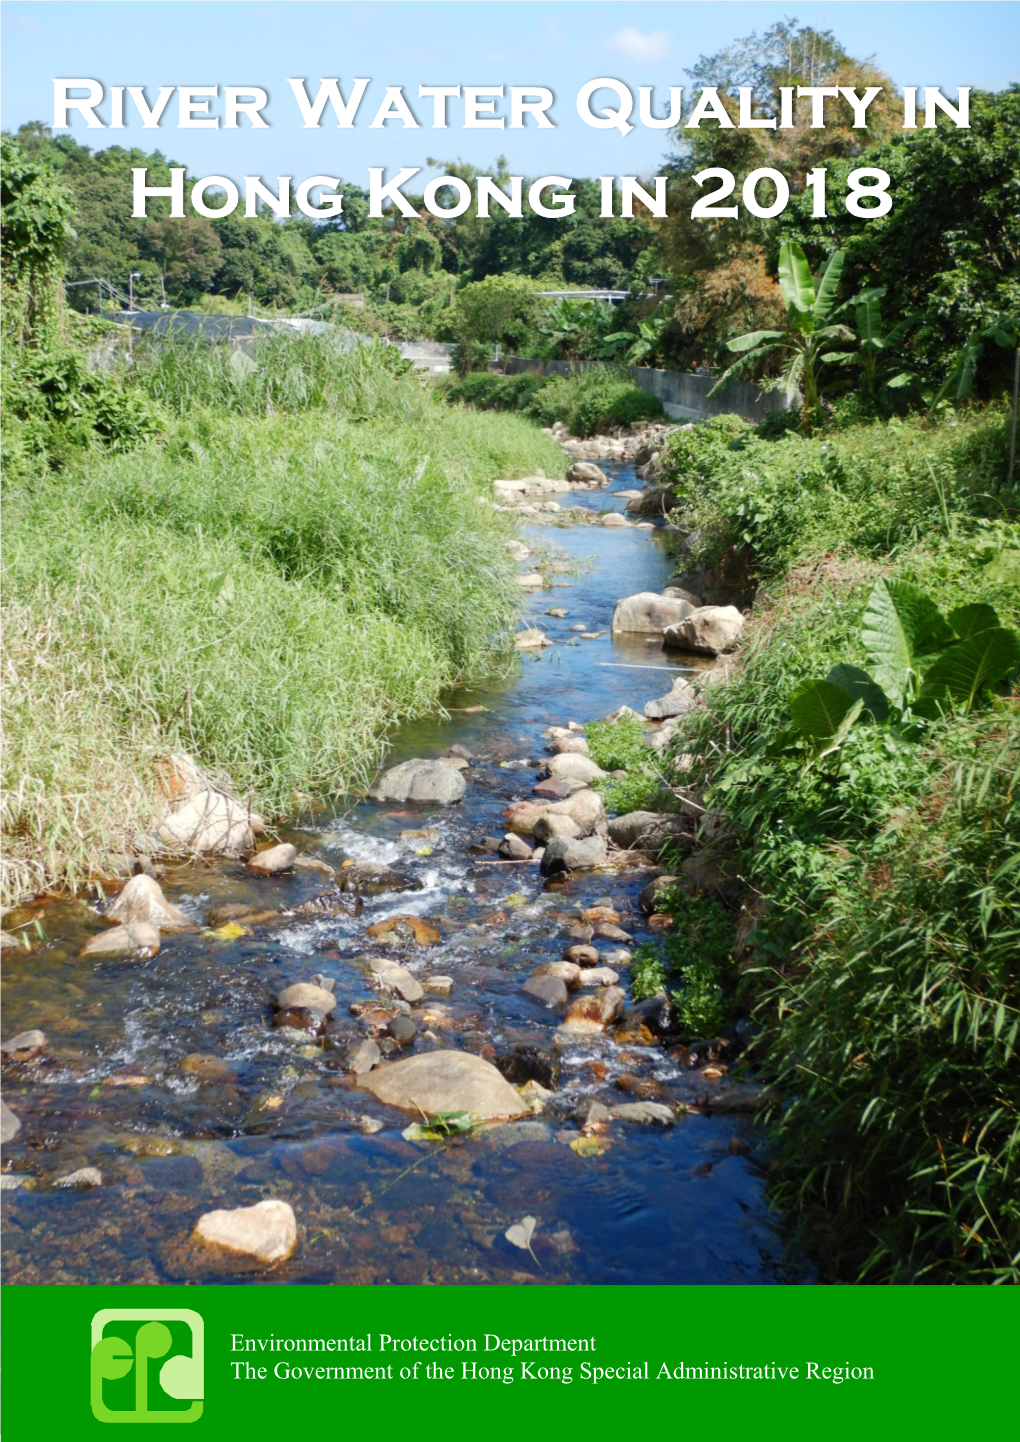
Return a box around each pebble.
[194,1199,297,1264]
[423,975,453,995]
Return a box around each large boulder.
[106,875,192,930]
[611,593,693,635]
[194,1199,297,1263]
[566,461,604,485]
[644,677,697,721]
[156,789,255,855]
[545,753,606,784]
[664,606,745,656]
[608,812,688,853]
[522,974,570,1008]
[358,1051,528,1120]
[371,759,466,805]
[532,813,581,843]
[504,800,549,837]
[540,835,608,876]
[546,789,605,835]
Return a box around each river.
[0,460,803,1285]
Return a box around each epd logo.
[90,1310,204,1424]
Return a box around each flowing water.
[1,463,803,1285]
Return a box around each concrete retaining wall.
[502,356,789,423]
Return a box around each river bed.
[0,462,803,1285]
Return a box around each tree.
[1,134,75,344]
[140,216,221,299]
[709,241,853,432]
[451,273,538,350]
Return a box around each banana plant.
[822,286,918,402]
[786,578,1020,766]
[709,241,853,434]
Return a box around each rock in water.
[611,1102,675,1126]
[533,813,581,843]
[664,605,745,656]
[345,1039,382,1075]
[566,462,604,485]
[1,1098,21,1144]
[369,959,424,1003]
[522,975,570,1008]
[498,833,533,861]
[514,628,552,651]
[546,789,605,835]
[106,874,192,930]
[0,1029,46,1062]
[358,1051,528,1120]
[540,835,607,876]
[611,593,693,634]
[275,983,337,1015]
[247,842,297,875]
[194,1199,297,1263]
[371,759,467,805]
[80,923,161,960]
[559,986,625,1034]
[157,789,255,855]
[55,1166,104,1188]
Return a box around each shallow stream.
[1,463,803,1285]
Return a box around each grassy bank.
[644,408,1020,1282]
[1,334,565,903]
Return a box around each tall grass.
[1,334,565,901]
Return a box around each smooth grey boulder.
[358,1051,528,1120]
[532,813,581,844]
[546,788,605,836]
[371,759,466,805]
[611,592,693,635]
[540,834,608,876]
[664,605,745,656]
[566,461,604,485]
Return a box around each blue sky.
[2,1,1018,184]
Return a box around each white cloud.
[609,27,672,64]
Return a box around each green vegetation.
[444,366,662,437]
[653,405,1020,1282]
[0,146,564,903]
[630,892,736,1036]
[585,711,665,813]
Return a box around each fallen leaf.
[505,1215,538,1254]
[570,1135,612,1158]
[203,922,247,941]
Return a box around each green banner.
[4,1283,1016,1432]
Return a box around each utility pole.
[128,272,141,313]
[1008,347,1019,489]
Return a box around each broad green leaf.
[813,249,845,324]
[727,329,785,353]
[826,663,889,721]
[778,241,815,318]
[920,628,1020,710]
[948,602,999,640]
[886,372,916,389]
[861,579,955,708]
[789,678,862,740]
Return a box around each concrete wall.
[502,356,789,423]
